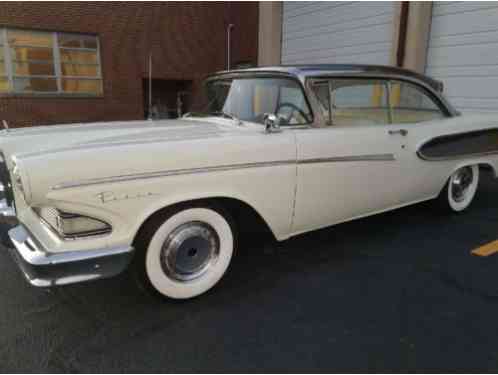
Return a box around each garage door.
[426,2,498,113]
[281,2,395,65]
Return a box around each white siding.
[281,2,395,65]
[426,2,498,113]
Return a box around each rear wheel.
[133,205,235,299]
[438,165,479,213]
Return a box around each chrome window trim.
[304,73,454,128]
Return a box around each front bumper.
[7,225,134,287]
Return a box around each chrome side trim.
[417,150,498,162]
[298,154,395,164]
[51,154,396,190]
[8,224,133,266]
[52,160,296,190]
[417,128,498,161]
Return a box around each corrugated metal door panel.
[282,2,395,65]
[426,3,498,113]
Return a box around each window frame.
[205,75,315,127]
[308,76,451,127]
[0,28,103,97]
[387,79,447,124]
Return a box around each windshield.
[202,77,313,126]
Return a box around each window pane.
[60,49,98,64]
[14,61,55,76]
[311,83,330,125]
[390,81,444,123]
[0,78,9,92]
[207,78,311,125]
[11,47,53,62]
[62,79,102,94]
[278,85,312,125]
[7,30,52,47]
[58,33,97,49]
[331,80,389,126]
[13,77,57,92]
[61,63,99,77]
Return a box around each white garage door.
[281,2,395,65]
[426,2,498,113]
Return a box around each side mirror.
[263,113,282,133]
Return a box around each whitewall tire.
[439,165,479,213]
[134,206,235,299]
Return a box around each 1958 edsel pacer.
[2,64,498,299]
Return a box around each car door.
[385,79,452,204]
[292,78,410,235]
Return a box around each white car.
[2,65,497,299]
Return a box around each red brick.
[0,2,259,127]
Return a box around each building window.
[0,28,102,95]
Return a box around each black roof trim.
[211,64,443,92]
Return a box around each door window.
[310,81,331,125]
[389,81,445,123]
[329,79,390,126]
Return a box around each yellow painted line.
[472,240,498,257]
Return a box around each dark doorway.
[143,79,192,120]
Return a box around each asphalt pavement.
[1,172,498,372]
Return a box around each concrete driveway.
[1,172,498,372]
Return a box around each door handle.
[388,129,408,136]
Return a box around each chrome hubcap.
[451,166,474,202]
[160,222,220,282]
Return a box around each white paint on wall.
[281,2,395,65]
[426,2,498,113]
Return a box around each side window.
[310,81,331,125]
[277,83,313,125]
[390,81,445,123]
[330,80,389,126]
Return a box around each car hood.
[0,118,246,161]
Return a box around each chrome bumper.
[7,225,134,287]
[0,198,17,225]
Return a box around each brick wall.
[0,2,259,127]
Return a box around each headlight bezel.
[10,156,30,203]
[35,207,112,240]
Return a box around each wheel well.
[133,197,276,246]
[478,162,497,177]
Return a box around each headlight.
[35,207,112,239]
[12,165,24,195]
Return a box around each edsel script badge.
[96,191,157,203]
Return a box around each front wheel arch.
[132,196,277,248]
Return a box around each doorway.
[143,79,192,120]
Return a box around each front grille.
[0,153,14,208]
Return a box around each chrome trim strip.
[52,160,296,190]
[52,154,396,190]
[417,150,498,162]
[298,154,395,164]
[417,128,498,161]
[8,224,133,266]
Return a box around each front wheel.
[133,206,235,299]
[438,165,479,213]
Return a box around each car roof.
[211,64,443,92]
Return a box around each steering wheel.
[275,102,310,124]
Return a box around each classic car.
[2,64,498,299]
